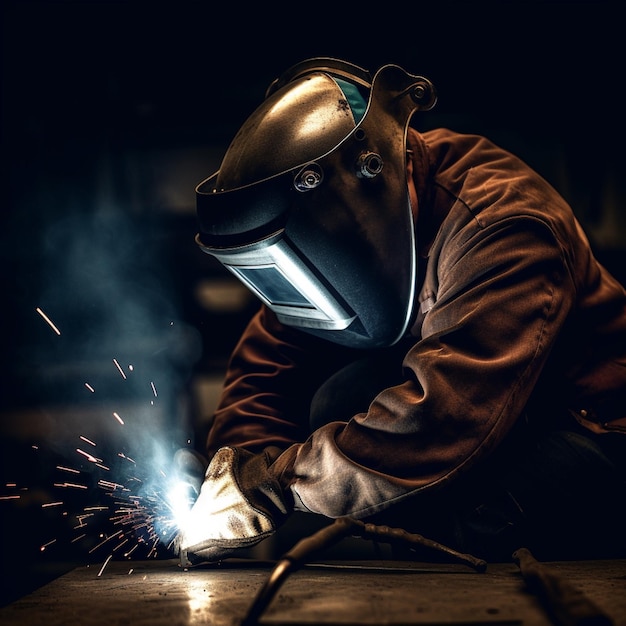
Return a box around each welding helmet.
[195,58,436,348]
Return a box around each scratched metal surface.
[0,558,625,625]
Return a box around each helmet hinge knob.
[409,79,437,110]
[356,151,384,179]
[294,163,324,192]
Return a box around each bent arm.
[287,218,576,517]
[206,218,575,520]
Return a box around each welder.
[176,58,626,563]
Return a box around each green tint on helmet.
[334,77,367,124]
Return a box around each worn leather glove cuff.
[233,446,294,524]
[262,444,299,504]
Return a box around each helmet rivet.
[294,163,324,192]
[411,84,427,101]
[356,151,384,179]
[410,80,437,109]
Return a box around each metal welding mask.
[195,58,436,348]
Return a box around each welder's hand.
[177,446,293,562]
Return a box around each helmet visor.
[195,231,356,331]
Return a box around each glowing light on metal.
[186,577,216,619]
[85,383,95,392]
[36,307,61,335]
[113,412,125,425]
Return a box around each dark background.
[1,0,625,606]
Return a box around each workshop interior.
[1,1,625,622]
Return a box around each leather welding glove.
[177,445,294,562]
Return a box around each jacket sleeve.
[206,209,577,520]
[205,304,358,458]
[284,213,577,518]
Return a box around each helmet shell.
[196,59,436,348]
[216,72,363,190]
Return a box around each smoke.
[33,203,201,412]
[5,198,206,560]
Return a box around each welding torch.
[239,516,487,626]
[512,548,613,626]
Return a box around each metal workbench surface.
[1,557,625,625]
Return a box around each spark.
[114,538,129,551]
[98,479,126,490]
[97,554,113,577]
[53,482,88,490]
[2,350,194,568]
[112,358,127,379]
[76,448,101,463]
[36,307,61,335]
[89,531,123,554]
[40,539,57,551]
[124,544,139,558]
